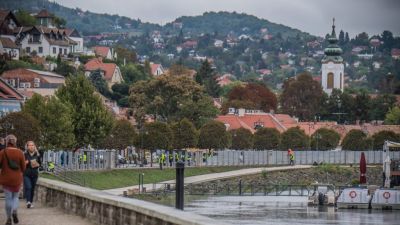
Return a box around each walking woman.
[23,141,41,209]
[0,135,26,225]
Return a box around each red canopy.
[360,152,367,184]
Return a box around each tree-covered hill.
[165,11,313,39]
[0,0,160,35]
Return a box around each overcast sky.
[54,0,400,37]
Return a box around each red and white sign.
[349,191,357,198]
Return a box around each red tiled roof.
[84,58,117,81]
[35,9,53,18]
[313,76,322,83]
[216,113,287,133]
[0,78,24,100]
[0,37,17,48]
[0,10,11,22]
[151,64,163,75]
[392,48,400,56]
[93,46,111,58]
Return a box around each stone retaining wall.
[36,178,226,225]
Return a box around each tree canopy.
[385,106,400,125]
[0,112,41,149]
[171,118,198,150]
[230,128,253,150]
[253,127,280,150]
[56,75,114,147]
[22,94,75,149]
[141,121,173,150]
[198,121,231,151]
[341,129,368,151]
[101,120,136,150]
[371,130,400,150]
[129,75,218,128]
[280,73,324,120]
[196,60,221,97]
[280,127,309,150]
[222,83,277,114]
[310,128,340,150]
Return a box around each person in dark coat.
[23,141,41,209]
[0,135,26,225]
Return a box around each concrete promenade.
[0,199,94,225]
[104,165,313,195]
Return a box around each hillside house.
[84,58,123,88]
[150,63,165,76]
[93,46,115,60]
[1,68,65,97]
[0,78,24,116]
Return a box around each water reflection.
[184,196,400,225]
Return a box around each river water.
[184,196,400,225]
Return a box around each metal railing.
[42,149,400,172]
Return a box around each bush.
[280,127,309,150]
[253,127,280,150]
[341,129,368,151]
[230,128,253,150]
[198,121,231,151]
[310,128,340,150]
[0,112,41,149]
[371,130,400,150]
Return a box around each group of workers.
[158,151,213,170]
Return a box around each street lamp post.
[0,122,13,136]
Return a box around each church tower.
[321,18,344,95]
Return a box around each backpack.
[0,148,20,171]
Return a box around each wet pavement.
[185,196,400,225]
[0,199,94,225]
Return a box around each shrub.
[371,130,400,150]
[341,129,368,151]
[310,128,340,150]
[280,127,309,150]
[253,127,280,150]
[230,128,253,150]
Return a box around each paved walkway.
[104,165,313,195]
[0,199,94,225]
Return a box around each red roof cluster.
[84,58,117,81]
[93,46,111,58]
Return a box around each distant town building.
[0,78,24,116]
[0,37,19,60]
[150,63,165,76]
[84,58,123,88]
[392,48,400,60]
[93,46,115,60]
[321,18,344,95]
[216,108,400,140]
[1,68,65,97]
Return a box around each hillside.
[1,0,313,39]
[0,0,160,35]
[165,11,313,38]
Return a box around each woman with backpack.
[0,135,26,225]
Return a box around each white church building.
[321,19,344,95]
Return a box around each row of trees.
[0,75,115,149]
[219,72,399,124]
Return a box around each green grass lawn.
[41,166,256,190]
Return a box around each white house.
[150,63,164,76]
[17,26,77,58]
[62,28,83,53]
[0,37,19,60]
[84,58,124,88]
[214,39,224,48]
[93,46,115,60]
